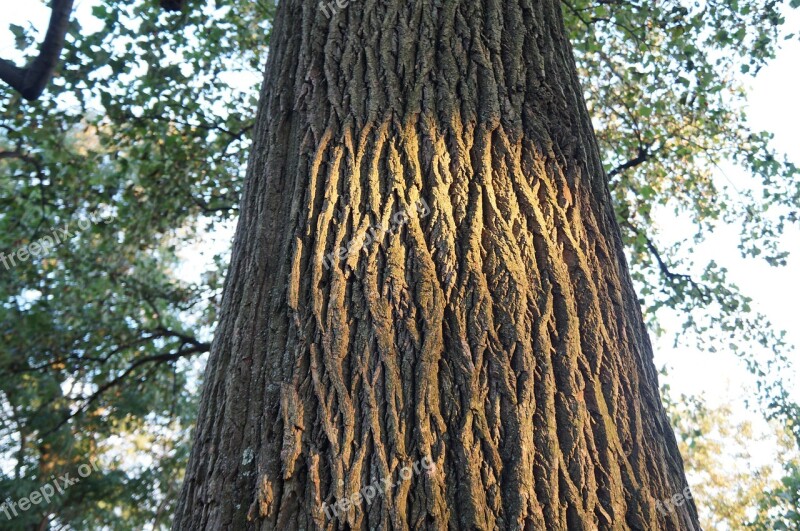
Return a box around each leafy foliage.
[0,0,797,527]
[749,461,800,529]
[663,380,800,529]
[1,0,270,527]
[563,0,800,442]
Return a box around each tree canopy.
[1,0,798,528]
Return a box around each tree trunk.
[174,1,699,529]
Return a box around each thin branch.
[12,327,208,374]
[40,343,210,438]
[621,220,710,302]
[0,0,75,101]
[0,149,54,252]
[122,110,255,140]
[11,333,165,374]
[608,145,652,179]
[0,149,44,178]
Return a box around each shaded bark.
[174,0,699,529]
[0,0,74,101]
[160,0,186,12]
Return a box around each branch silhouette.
[0,0,74,101]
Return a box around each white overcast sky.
[1,0,798,446]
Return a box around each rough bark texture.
[174,0,699,529]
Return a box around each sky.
[1,0,799,480]
[651,10,800,405]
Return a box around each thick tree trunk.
[174,0,699,529]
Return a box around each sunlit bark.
[174,1,698,529]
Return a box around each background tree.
[750,461,800,529]
[0,0,798,528]
[662,378,800,529]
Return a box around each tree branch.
[0,149,44,178]
[0,0,74,101]
[621,220,711,302]
[608,145,652,179]
[160,0,186,11]
[40,343,210,437]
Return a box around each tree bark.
[174,0,699,529]
[0,0,74,101]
